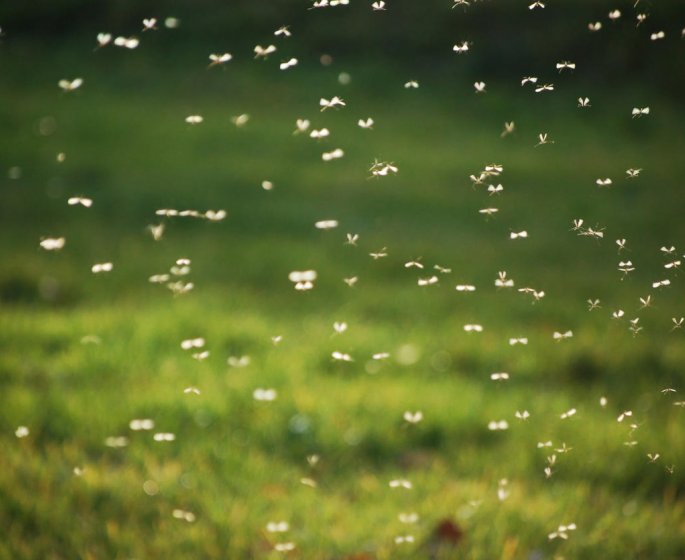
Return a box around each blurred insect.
[95,33,112,48]
[91,262,113,273]
[479,207,498,217]
[40,237,65,251]
[279,58,298,70]
[372,352,390,360]
[596,178,612,187]
[511,231,528,239]
[636,13,647,26]
[345,233,359,245]
[228,355,250,368]
[315,219,338,230]
[274,26,291,37]
[495,271,514,288]
[372,1,387,10]
[456,284,476,292]
[632,107,650,118]
[399,512,419,524]
[515,410,530,420]
[185,115,203,124]
[254,44,276,58]
[488,184,504,195]
[320,96,346,111]
[488,420,509,430]
[403,411,423,424]
[464,324,483,332]
[405,258,423,269]
[474,81,486,93]
[618,260,635,275]
[518,287,545,301]
[647,453,660,463]
[418,276,438,286]
[293,118,310,134]
[148,224,165,241]
[521,76,538,86]
[616,238,627,252]
[581,227,605,239]
[58,78,83,92]
[608,9,621,19]
[208,53,232,67]
[548,523,576,540]
[310,128,330,139]
[652,279,670,288]
[142,18,157,31]
[626,168,642,178]
[490,372,509,381]
[289,270,317,291]
[660,246,676,255]
[553,330,573,341]
[181,337,205,350]
[588,21,602,31]
[253,388,277,401]
[617,410,633,422]
[612,309,625,319]
[587,299,601,310]
[556,61,575,72]
[529,1,545,9]
[389,479,412,489]
[560,408,577,419]
[664,260,681,270]
[434,264,452,274]
[404,80,419,89]
[535,132,553,146]
[535,84,554,93]
[501,121,515,137]
[343,276,358,287]
[578,97,591,107]
[639,295,653,309]
[231,114,250,127]
[322,148,344,161]
[650,31,665,41]
[672,317,684,330]
[153,433,175,442]
[114,36,139,49]
[370,247,388,259]
[358,117,374,129]
[571,218,584,231]
[453,41,470,54]
[68,196,93,207]
[509,337,528,345]
[333,321,348,334]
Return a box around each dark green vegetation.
[1,2,685,558]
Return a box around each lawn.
[1,10,685,559]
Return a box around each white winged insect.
[501,121,515,137]
[320,96,346,111]
[358,117,374,129]
[58,78,83,92]
[68,196,93,207]
[418,276,438,286]
[510,230,528,240]
[553,330,573,341]
[474,81,486,93]
[208,53,232,67]
[279,58,298,70]
[310,128,330,139]
[588,21,602,31]
[578,97,591,107]
[95,33,112,48]
[404,80,419,89]
[288,270,317,291]
[650,31,665,41]
[254,44,276,59]
[322,148,344,162]
[521,76,538,86]
[185,115,203,124]
[535,83,554,93]
[40,237,65,251]
[293,118,310,134]
[315,219,338,230]
[626,168,642,178]
[535,133,553,146]
[556,61,576,72]
[632,107,650,118]
[372,1,387,10]
[91,262,113,274]
[113,36,139,49]
[453,41,470,54]
[464,324,483,333]
[596,178,612,187]
[274,26,291,37]
[142,18,157,31]
[488,184,504,195]
[495,271,514,288]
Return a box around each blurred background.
[2,1,685,558]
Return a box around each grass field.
[1,22,685,560]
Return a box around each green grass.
[1,37,685,559]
